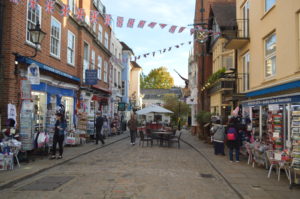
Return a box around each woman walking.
[211,120,226,155]
[51,112,67,159]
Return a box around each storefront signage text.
[243,96,300,107]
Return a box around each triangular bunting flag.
[76,8,86,22]
[29,0,38,9]
[90,10,99,24]
[105,14,112,26]
[148,22,157,28]
[175,45,180,48]
[127,18,135,28]
[152,52,155,57]
[190,28,195,35]
[159,24,167,29]
[168,47,172,51]
[169,25,177,33]
[117,16,124,28]
[60,4,70,17]
[138,20,146,28]
[178,27,186,33]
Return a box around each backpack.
[227,127,237,141]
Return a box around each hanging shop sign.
[21,80,32,100]
[85,70,98,85]
[118,102,126,111]
[243,95,300,107]
[27,63,40,85]
[7,103,16,124]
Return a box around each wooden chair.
[168,131,182,148]
[139,131,153,147]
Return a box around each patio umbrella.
[136,104,173,115]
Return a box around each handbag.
[66,133,76,145]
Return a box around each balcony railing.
[208,78,235,94]
[225,19,250,49]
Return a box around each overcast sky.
[102,0,195,87]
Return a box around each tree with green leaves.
[163,94,190,129]
[141,67,174,89]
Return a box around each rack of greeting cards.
[267,105,284,150]
[290,104,300,188]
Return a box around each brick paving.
[0,130,299,199]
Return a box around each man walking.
[95,111,105,145]
[127,113,138,145]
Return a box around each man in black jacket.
[95,111,105,145]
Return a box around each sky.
[102,0,195,87]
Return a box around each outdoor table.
[151,131,173,146]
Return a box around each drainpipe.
[0,1,5,128]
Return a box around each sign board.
[20,101,34,151]
[21,80,31,100]
[118,102,126,111]
[85,70,98,85]
[242,95,300,107]
[7,104,16,125]
[27,63,40,85]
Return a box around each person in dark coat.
[51,112,67,159]
[127,114,138,145]
[95,111,105,145]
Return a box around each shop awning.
[16,56,80,82]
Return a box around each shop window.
[50,16,61,58]
[26,1,42,46]
[243,52,250,91]
[222,53,234,70]
[62,96,74,129]
[104,61,108,82]
[67,30,75,66]
[114,68,117,86]
[265,0,276,12]
[104,32,109,49]
[32,92,47,131]
[98,24,103,42]
[265,33,276,78]
[97,56,102,80]
[91,50,95,70]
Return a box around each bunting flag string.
[9,1,221,36]
[134,40,192,61]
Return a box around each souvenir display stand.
[290,105,300,188]
[0,139,21,170]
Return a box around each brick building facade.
[0,0,112,138]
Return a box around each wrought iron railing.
[226,19,249,39]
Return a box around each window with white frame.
[114,68,117,85]
[97,56,102,80]
[83,42,90,80]
[243,52,250,91]
[118,71,121,86]
[69,0,76,14]
[242,0,249,38]
[98,24,103,42]
[104,32,109,48]
[265,33,276,78]
[50,17,61,58]
[91,50,95,69]
[265,0,276,12]
[112,43,114,54]
[104,61,108,82]
[67,30,75,66]
[26,2,42,45]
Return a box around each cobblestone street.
[0,131,241,199]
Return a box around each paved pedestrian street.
[0,131,299,199]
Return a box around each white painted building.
[109,32,124,116]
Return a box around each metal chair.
[168,131,182,148]
[139,131,153,147]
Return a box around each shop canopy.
[136,104,173,115]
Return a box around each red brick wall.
[0,0,112,127]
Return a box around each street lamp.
[14,22,46,75]
[27,22,46,58]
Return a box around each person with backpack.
[210,120,226,155]
[226,122,240,162]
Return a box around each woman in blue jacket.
[51,112,67,159]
